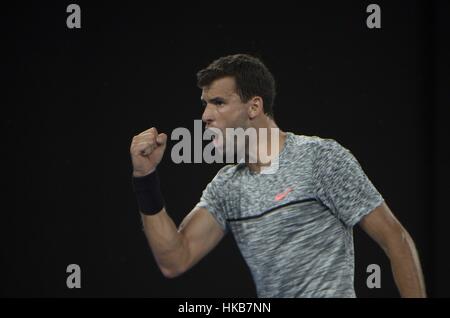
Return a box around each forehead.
[201,76,237,99]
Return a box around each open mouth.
[212,133,220,146]
[206,128,222,146]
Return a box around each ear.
[248,96,264,119]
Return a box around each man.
[129,54,426,297]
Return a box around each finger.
[138,127,157,136]
[134,132,157,144]
[139,131,157,139]
[156,133,167,145]
[135,141,155,155]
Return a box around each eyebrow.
[200,96,226,104]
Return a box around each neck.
[246,119,287,173]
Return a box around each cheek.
[217,104,247,128]
[229,104,248,121]
[236,109,250,127]
[217,106,235,122]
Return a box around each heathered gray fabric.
[195,132,384,298]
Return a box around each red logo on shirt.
[275,187,293,201]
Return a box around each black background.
[2,1,449,297]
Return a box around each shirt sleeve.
[194,165,232,232]
[312,139,384,227]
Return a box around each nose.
[202,103,215,125]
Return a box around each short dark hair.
[196,54,276,118]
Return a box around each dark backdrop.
[3,1,449,297]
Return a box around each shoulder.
[289,133,348,157]
[210,164,241,184]
[216,163,241,175]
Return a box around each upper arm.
[177,206,226,272]
[358,201,406,253]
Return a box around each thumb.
[156,133,168,146]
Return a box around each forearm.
[386,229,426,297]
[141,209,189,277]
[130,129,189,277]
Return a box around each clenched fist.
[130,127,168,177]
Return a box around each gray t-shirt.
[195,132,384,298]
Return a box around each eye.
[214,100,225,106]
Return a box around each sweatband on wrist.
[132,170,165,215]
